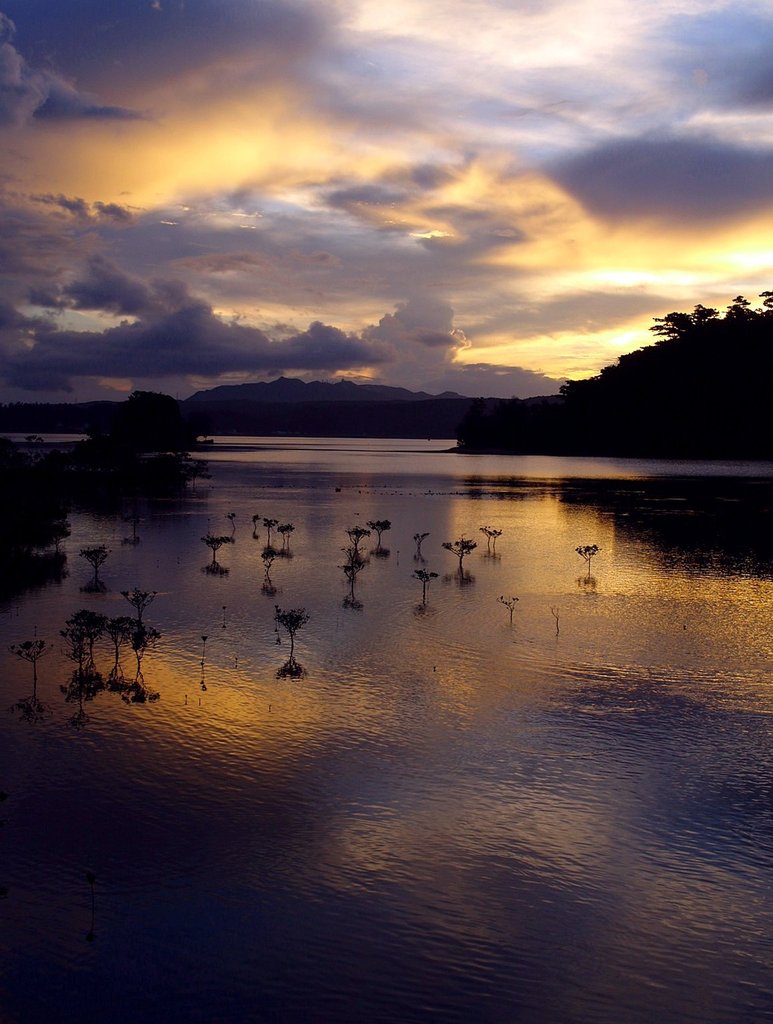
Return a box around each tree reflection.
[443,570,475,588]
[9,638,50,722]
[276,657,307,679]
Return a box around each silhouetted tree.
[340,546,366,608]
[202,533,232,573]
[550,605,560,635]
[262,518,279,549]
[442,536,477,571]
[480,526,502,553]
[413,568,438,604]
[274,606,310,663]
[261,549,277,594]
[121,587,157,625]
[346,525,371,560]
[60,610,107,724]
[127,624,161,696]
[277,523,295,554]
[9,638,49,721]
[110,390,194,453]
[366,519,391,551]
[497,595,518,625]
[413,532,430,558]
[79,545,110,591]
[104,616,136,687]
[576,544,600,579]
[62,610,107,676]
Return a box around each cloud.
[0,253,558,398]
[1,259,389,392]
[1,0,330,99]
[423,362,563,399]
[33,193,135,225]
[550,136,773,223]
[364,295,466,354]
[0,13,140,124]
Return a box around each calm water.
[2,439,773,1023]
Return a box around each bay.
[1,438,772,1023]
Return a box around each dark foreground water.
[2,440,772,1023]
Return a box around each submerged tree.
[261,549,277,594]
[442,536,477,572]
[122,513,141,546]
[576,544,600,578]
[497,594,519,625]
[103,615,136,688]
[226,512,237,536]
[79,545,110,592]
[251,514,261,539]
[62,610,107,676]
[60,610,108,726]
[340,546,366,608]
[345,525,371,560]
[9,638,49,721]
[277,522,295,554]
[480,526,503,554]
[121,588,157,625]
[366,519,391,554]
[413,532,430,559]
[126,624,161,698]
[413,568,438,605]
[262,518,279,550]
[201,533,233,574]
[274,606,310,663]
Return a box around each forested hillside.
[458,293,773,458]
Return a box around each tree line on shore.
[457,293,773,458]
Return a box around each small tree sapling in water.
[442,536,477,572]
[576,544,600,579]
[497,595,519,625]
[79,545,110,591]
[413,569,438,604]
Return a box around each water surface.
[2,439,772,1023]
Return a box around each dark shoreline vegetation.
[458,293,773,458]
[0,391,206,600]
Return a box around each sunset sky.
[2,0,773,402]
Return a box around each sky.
[2,0,773,403]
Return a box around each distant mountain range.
[0,377,557,440]
[186,376,467,405]
[182,377,484,438]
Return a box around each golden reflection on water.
[2,454,773,1023]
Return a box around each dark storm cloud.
[1,257,389,392]
[1,0,330,96]
[33,193,135,224]
[0,192,101,302]
[0,13,139,124]
[63,256,154,316]
[551,137,773,222]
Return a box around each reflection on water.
[1,439,772,1023]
